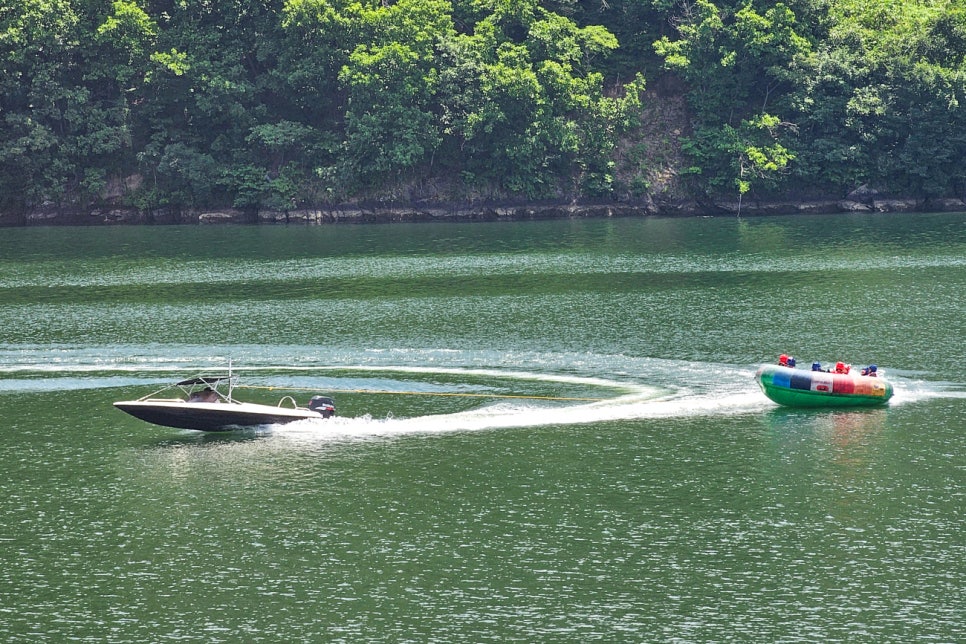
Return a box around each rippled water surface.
[1,214,963,641]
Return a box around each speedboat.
[756,364,893,408]
[114,371,336,431]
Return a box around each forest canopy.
[2,0,965,215]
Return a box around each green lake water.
[0,213,963,641]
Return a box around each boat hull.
[113,400,323,432]
[755,365,893,408]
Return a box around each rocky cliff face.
[5,195,964,227]
[3,82,964,227]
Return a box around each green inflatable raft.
[755,364,894,408]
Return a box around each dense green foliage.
[2,0,964,213]
[655,0,966,198]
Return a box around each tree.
[0,0,144,209]
[655,0,813,196]
[337,0,454,191]
[787,0,966,196]
[437,2,641,198]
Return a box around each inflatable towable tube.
[756,364,893,408]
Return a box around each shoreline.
[4,196,966,226]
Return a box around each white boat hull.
[113,400,324,432]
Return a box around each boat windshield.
[176,376,230,387]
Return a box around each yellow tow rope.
[235,384,603,402]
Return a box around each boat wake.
[277,388,771,439]
[270,365,773,441]
[0,348,961,439]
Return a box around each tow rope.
[234,384,603,402]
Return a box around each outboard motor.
[308,396,336,418]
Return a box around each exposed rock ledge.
[3,197,964,226]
